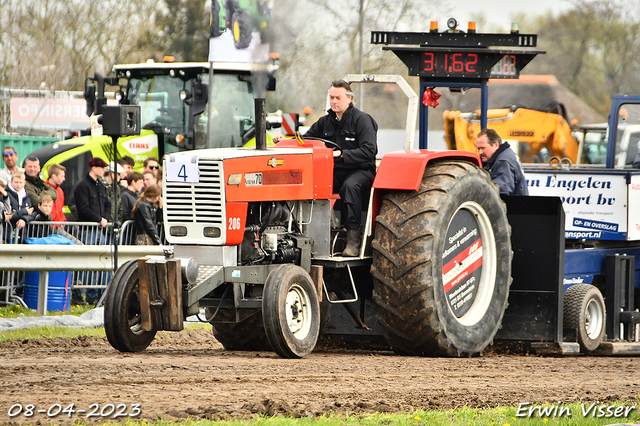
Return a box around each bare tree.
[0,0,156,91]
[267,0,446,128]
[136,0,211,62]
[525,0,640,115]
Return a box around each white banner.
[10,98,89,129]
[525,171,629,240]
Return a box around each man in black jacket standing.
[74,157,112,227]
[72,157,112,304]
[275,80,378,256]
[476,128,529,196]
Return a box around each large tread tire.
[231,10,252,49]
[563,284,605,353]
[207,306,272,351]
[104,260,157,352]
[263,264,320,358]
[371,161,511,356]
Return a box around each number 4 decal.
[178,164,187,181]
[166,155,199,183]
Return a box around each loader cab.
[117,61,271,155]
[31,61,276,216]
[608,102,640,168]
[576,123,607,165]
[570,101,640,168]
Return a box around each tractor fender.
[373,149,481,191]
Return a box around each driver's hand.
[272,133,285,143]
[333,149,342,158]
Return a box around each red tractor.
[104,24,540,358]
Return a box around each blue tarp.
[25,234,76,245]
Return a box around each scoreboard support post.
[419,80,488,150]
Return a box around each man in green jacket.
[23,155,57,207]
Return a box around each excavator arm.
[443,106,579,163]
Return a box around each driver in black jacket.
[275,80,378,256]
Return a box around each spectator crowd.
[0,146,164,242]
[0,146,165,303]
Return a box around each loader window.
[196,73,255,149]
[579,130,607,165]
[612,104,640,168]
[127,75,188,138]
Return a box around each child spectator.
[6,171,34,230]
[32,194,53,222]
[28,194,54,238]
[132,184,161,245]
[121,172,143,222]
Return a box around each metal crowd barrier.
[0,221,17,305]
[0,220,168,310]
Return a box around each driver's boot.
[343,229,361,257]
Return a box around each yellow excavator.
[443,103,580,164]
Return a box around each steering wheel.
[308,137,341,151]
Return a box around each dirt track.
[0,328,639,424]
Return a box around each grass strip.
[71,403,640,426]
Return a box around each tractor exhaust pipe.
[255,97,267,150]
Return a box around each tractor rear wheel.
[263,264,320,358]
[563,283,605,352]
[232,10,252,49]
[371,161,511,356]
[104,260,157,352]
[207,306,272,351]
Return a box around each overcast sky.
[436,0,573,32]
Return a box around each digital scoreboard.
[385,47,539,80]
[371,29,544,81]
[370,25,544,148]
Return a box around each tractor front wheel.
[263,264,320,358]
[104,260,157,352]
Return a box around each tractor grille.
[164,160,225,225]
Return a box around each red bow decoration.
[423,87,441,108]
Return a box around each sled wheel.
[263,264,320,358]
[232,10,252,49]
[372,161,512,356]
[104,259,157,352]
[207,305,272,351]
[563,284,605,352]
